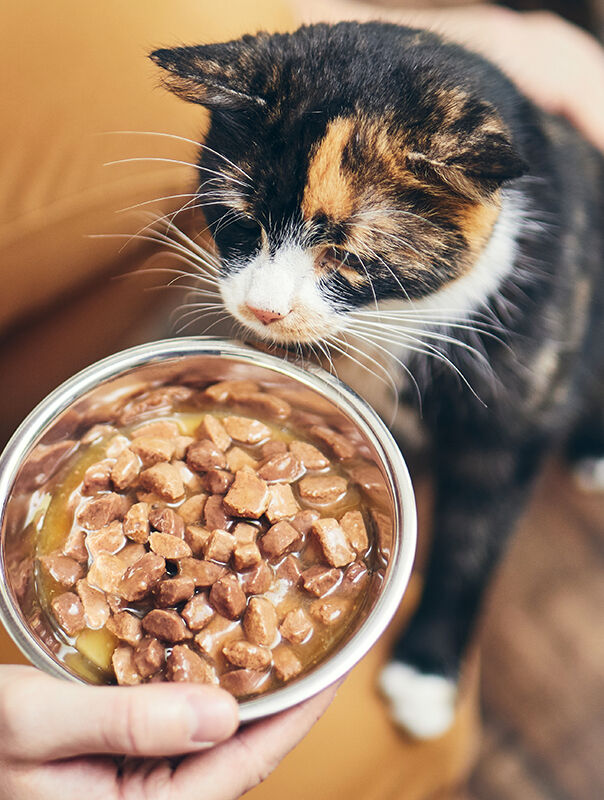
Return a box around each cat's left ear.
[406,117,528,201]
[150,40,268,110]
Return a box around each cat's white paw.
[573,457,604,492]
[379,662,457,740]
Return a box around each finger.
[0,667,238,761]
[174,682,340,800]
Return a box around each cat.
[150,21,604,739]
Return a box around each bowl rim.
[0,337,416,722]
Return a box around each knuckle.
[234,737,275,794]
[103,693,150,756]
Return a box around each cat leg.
[380,428,546,739]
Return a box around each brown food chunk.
[149,532,192,560]
[312,518,355,567]
[261,440,288,459]
[129,436,175,468]
[243,597,277,646]
[178,493,207,524]
[204,469,234,495]
[116,543,147,569]
[86,521,126,559]
[142,609,190,642]
[223,471,269,519]
[132,420,180,439]
[77,493,128,530]
[260,521,301,560]
[210,575,247,620]
[123,502,150,544]
[156,576,195,607]
[184,525,211,557]
[204,379,259,403]
[181,593,215,630]
[106,611,142,647]
[204,530,236,563]
[301,565,341,597]
[51,592,85,636]
[273,646,302,682]
[232,392,291,420]
[134,636,165,679]
[275,555,302,585]
[173,436,194,461]
[279,608,313,644]
[111,449,140,490]
[223,640,271,670]
[222,416,271,444]
[226,447,259,472]
[62,527,88,563]
[291,509,321,535]
[310,597,350,625]
[339,510,369,554]
[220,669,268,697]
[167,645,217,684]
[139,463,185,502]
[186,439,227,473]
[299,476,348,505]
[87,554,127,594]
[118,553,166,601]
[148,506,185,538]
[265,484,300,523]
[178,558,227,587]
[204,494,231,530]
[240,561,273,595]
[198,415,231,451]
[289,441,329,470]
[194,615,238,659]
[340,561,369,595]
[309,425,356,459]
[76,579,110,629]
[112,645,141,685]
[233,523,258,544]
[233,542,261,570]
[257,453,304,484]
[40,552,84,587]
[82,460,113,494]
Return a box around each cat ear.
[150,42,267,110]
[406,128,527,201]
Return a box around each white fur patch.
[573,458,604,492]
[379,662,457,740]
[219,243,343,342]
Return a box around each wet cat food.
[31,380,391,699]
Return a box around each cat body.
[151,22,604,737]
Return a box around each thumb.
[0,667,239,761]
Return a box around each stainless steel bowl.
[0,338,416,722]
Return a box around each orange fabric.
[0,0,293,332]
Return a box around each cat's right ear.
[150,42,267,110]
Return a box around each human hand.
[293,1,604,152]
[0,665,338,799]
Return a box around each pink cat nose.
[246,304,288,325]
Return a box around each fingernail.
[187,690,239,744]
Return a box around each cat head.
[151,23,527,345]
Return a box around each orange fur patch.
[302,117,356,221]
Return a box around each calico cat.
[150,22,604,738]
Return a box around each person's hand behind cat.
[295,1,604,153]
[0,665,336,799]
